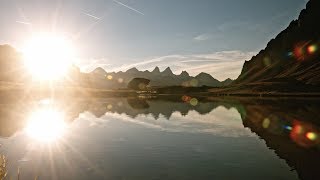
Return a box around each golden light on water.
[25,108,67,142]
[22,33,75,80]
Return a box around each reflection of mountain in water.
[0,96,319,180]
[237,98,320,180]
[87,96,238,120]
[0,97,89,137]
[0,96,239,137]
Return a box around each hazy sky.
[0,0,307,80]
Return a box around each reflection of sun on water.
[22,32,75,80]
[26,108,67,142]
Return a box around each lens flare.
[263,57,271,67]
[290,120,320,148]
[107,75,113,80]
[284,125,292,131]
[262,118,270,129]
[292,42,318,61]
[190,79,198,87]
[293,46,305,61]
[118,78,124,83]
[189,98,198,106]
[182,95,191,102]
[287,52,293,57]
[107,104,113,110]
[293,124,303,134]
[307,45,317,54]
[306,132,317,141]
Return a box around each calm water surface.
[0,96,319,180]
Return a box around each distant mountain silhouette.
[0,45,29,82]
[3,1,320,93]
[235,0,320,88]
[92,67,107,75]
[195,72,221,86]
[86,66,232,89]
[152,66,160,74]
[162,67,174,76]
[0,44,231,89]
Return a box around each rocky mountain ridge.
[236,0,320,87]
[88,66,232,89]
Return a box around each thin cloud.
[113,55,185,71]
[82,12,101,20]
[194,33,212,41]
[15,21,31,25]
[82,50,256,81]
[112,0,145,15]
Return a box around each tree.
[127,78,150,90]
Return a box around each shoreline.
[1,82,320,98]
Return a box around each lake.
[0,96,319,180]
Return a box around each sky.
[0,0,307,80]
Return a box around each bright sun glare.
[26,107,67,142]
[23,33,75,80]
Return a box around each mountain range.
[0,45,232,89]
[87,0,320,92]
[0,0,319,94]
[85,66,233,89]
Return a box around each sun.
[22,33,75,80]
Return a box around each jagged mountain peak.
[223,78,233,81]
[126,67,139,73]
[162,67,173,75]
[194,72,221,86]
[236,0,320,86]
[180,70,189,77]
[152,66,160,73]
[221,78,233,86]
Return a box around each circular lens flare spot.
[118,78,124,83]
[107,104,113,110]
[189,98,198,106]
[307,45,317,54]
[262,118,271,129]
[306,132,317,141]
[107,75,113,80]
